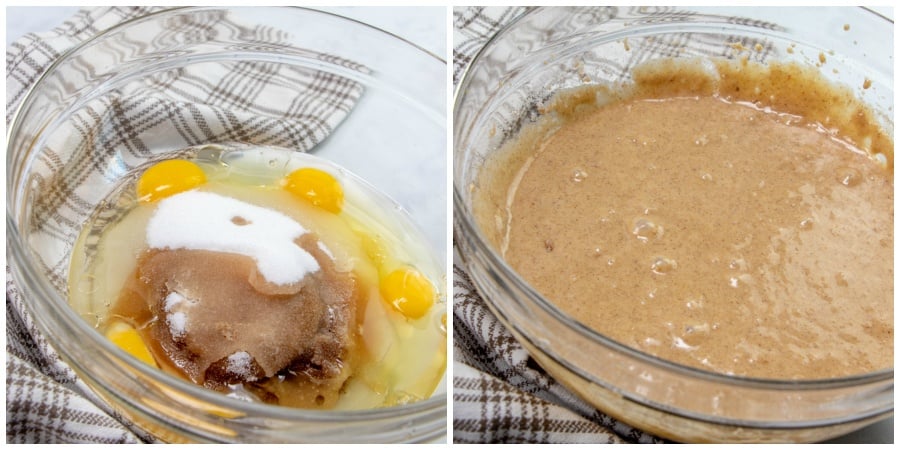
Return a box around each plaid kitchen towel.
[6,6,363,443]
[451,6,680,444]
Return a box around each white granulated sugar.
[226,351,256,380]
[165,291,192,338]
[146,190,321,285]
[164,291,185,312]
[168,311,188,338]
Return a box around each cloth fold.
[6,7,363,443]
[451,6,664,444]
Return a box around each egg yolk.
[137,160,207,203]
[106,323,156,366]
[380,267,435,320]
[283,168,344,214]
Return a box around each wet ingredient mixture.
[68,146,446,409]
[492,60,892,379]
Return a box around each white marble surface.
[5,6,78,44]
[6,6,446,59]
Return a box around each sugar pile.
[147,191,320,285]
[226,351,258,382]
[163,291,191,339]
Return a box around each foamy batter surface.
[502,96,892,379]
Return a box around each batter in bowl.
[484,59,892,379]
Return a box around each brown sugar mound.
[113,233,360,397]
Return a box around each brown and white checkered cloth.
[451,7,670,444]
[6,7,362,443]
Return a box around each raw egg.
[283,168,344,213]
[137,160,207,203]
[380,267,436,320]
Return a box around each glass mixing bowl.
[8,7,446,443]
[454,6,892,443]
